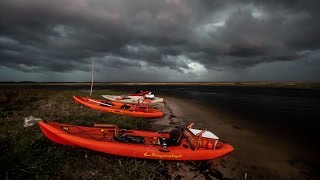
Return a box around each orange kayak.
[39,121,234,161]
[73,96,163,118]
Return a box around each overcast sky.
[0,0,319,82]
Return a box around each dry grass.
[0,86,169,179]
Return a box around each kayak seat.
[120,104,131,109]
[167,128,182,146]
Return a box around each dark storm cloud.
[0,0,319,79]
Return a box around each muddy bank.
[153,95,318,179]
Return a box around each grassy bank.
[0,86,168,179]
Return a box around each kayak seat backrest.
[168,128,182,146]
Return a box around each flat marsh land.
[1,82,319,179]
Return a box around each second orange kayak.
[73,95,164,118]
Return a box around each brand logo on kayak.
[144,152,182,159]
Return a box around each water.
[156,85,320,144]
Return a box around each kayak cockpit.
[60,123,221,152]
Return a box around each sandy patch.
[151,95,315,179]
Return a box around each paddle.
[88,98,114,107]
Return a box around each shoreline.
[155,95,318,179]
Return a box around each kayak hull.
[73,96,163,118]
[38,121,234,161]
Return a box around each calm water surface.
[156,86,320,141]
